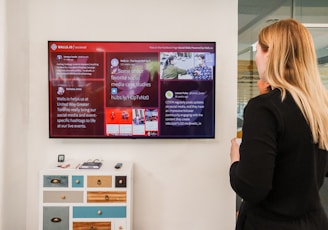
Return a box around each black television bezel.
[48,41,216,139]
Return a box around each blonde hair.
[258,18,328,150]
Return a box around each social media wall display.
[49,42,215,138]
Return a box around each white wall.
[4,0,238,229]
[0,0,6,228]
[3,0,29,229]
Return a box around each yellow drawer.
[43,191,84,203]
[87,191,127,203]
[73,221,111,230]
[87,176,112,187]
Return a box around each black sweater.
[230,89,328,230]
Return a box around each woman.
[162,55,187,79]
[230,19,328,230]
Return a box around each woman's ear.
[257,79,271,94]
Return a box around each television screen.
[49,41,216,138]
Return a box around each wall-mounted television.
[49,41,216,138]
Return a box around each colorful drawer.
[73,206,126,218]
[40,162,133,230]
[87,191,127,203]
[43,206,69,230]
[73,221,111,230]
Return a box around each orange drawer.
[73,221,111,230]
[87,191,127,203]
[87,176,112,187]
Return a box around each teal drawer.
[73,206,126,218]
[72,175,84,188]
[44,175,68,188]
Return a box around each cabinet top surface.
[41,161,133,174]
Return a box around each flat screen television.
[48,41,216,138]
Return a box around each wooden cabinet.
[40,162,133,230]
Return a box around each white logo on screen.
[51,43,57,51]
[165,90,174,99]
[111,58,119,67]
[57,87,65,95]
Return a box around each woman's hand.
[230,138,240,165]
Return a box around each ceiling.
[238,0,328,60]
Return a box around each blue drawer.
[73,206,126,218]
[72,175,84,188]
[43,175,68,187]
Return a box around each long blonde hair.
[258,18,328,150]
